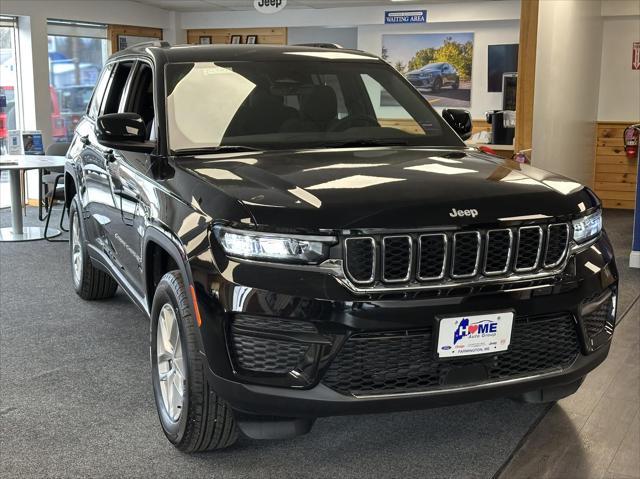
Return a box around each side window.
[102,61,134,114]
[123,62,155,140]
[361,74,424,135]
[87,64,113,120]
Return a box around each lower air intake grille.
[230,316,316,374]
[232,336,309,374]
[322,313,579,396]
[582,295,615,338]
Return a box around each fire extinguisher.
[624,124,640,268]
[624,124,640,159]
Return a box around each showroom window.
[0,15,22,208]
[1,15,22,151]
[47,19,109,142]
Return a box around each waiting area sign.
[385,10,427,24]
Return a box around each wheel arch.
[143,226,195,316]
[64,171,77,209]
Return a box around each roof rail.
[124,40,171,50]
[293,43,344,49]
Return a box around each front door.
[105,61,156,296]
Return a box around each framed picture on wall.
[230,35,242,44]
[199,36,212,45]
[246,35,258,45]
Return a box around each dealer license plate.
[437,312,514,358]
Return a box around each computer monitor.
[502,73,517,111]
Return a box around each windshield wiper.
[173,146,261,156]
[323,139,409,149]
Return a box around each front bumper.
[407,76,434,88]
[190,233,618,418]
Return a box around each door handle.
[114,187,140,203]
[80,135,90,146]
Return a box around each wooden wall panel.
[514,0,538,153]
[593,121,638,210]
[108,24,163,53]
[186,27,287,45]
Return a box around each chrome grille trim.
[416,233,448,281]
[381,235,413,283]
[544,223,570,268]
[341,222,571,291]
[451,231,481,279]
[514,226,543,273]
[484,229,514,276]
[344,237,376,285]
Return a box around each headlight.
[572,209,602,244]
[214,226,334,264]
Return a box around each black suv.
[65,43,618,452]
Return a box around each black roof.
[110,42,380,64]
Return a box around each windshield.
[165,59,463,153]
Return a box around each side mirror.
[96,113,154,153]
[442,108,473,140]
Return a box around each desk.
[465,142,515,159]
[0,155,66,242]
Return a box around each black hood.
[176,147,597,231]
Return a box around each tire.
[432,78,442,93]
[151,271,238,452]
[452,80,460,90]
[69,196,118,300]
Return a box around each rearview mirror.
[96,113,154,153]
[442,108,473,141]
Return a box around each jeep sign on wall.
[254,0,287,14]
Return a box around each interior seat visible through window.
[126,63,155,140]
[280,86,338,132]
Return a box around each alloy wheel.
[71,212,82,287]
[156,303,185,422]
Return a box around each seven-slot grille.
[343,223,570,286]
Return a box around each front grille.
[545,224,570,267]
[417,234,447,280]
[345,237,375,284]
[515,226,543,271]
[382,236,412,282]
[322,313,579,396]
[452,232,481,278]
[484,229,512,275]
[343,223,571,287]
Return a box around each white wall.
[288,27,358,49]
[180,1,520,29]
[597,15,640,121]
[358,20,519,118]
[531,0,603,186]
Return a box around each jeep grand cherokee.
[64,42,618,452]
